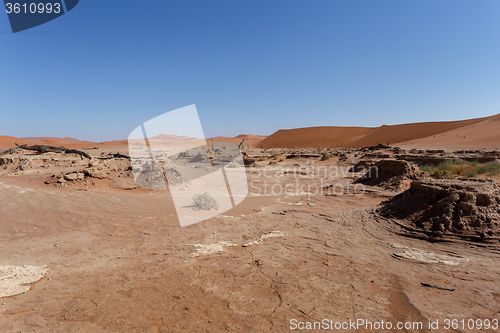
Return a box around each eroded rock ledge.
[379,178,500,242]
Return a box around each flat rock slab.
[0,265,48,298]
[393,248,472,266]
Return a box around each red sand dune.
[259,114,498,149]
[209,134,267,148]
[99,139,129,147]
[0,136,99,150]
[2,114,499,151]
[258,127,373,148]
[0,134,267,151]
[399,113,500,150]
[21,137,90,144]
[0,136,33,150]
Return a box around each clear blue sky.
[1,0,499,142]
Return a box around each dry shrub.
[192,192,219,210]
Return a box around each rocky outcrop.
[242,152,257,166]
[84,167,107,179]
[190,153,209,163]
[177,151,192,158]
[349,160,374,173]
[396,154,448,166]
[379,178,500,241]
[355,159,424,190]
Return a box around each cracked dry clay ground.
[0,159,499,332]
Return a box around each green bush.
[270,153,281,158]
[436,159,454,171]
[420,160,500,179]
[431,170,455,179]
[321,153,334,161]
[464,169,479,178]
[475,161,500,176]
[192,192,219,210]
[419,165,435,174]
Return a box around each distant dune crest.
[1,114,499,150]
[259,114,500,149]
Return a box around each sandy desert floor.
[0,145,499,333]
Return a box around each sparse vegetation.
[227,161,240,168]
[192,192,219,210]
[168,155,177,161]
[420,160,500,179]
[321,153,334,161]
[419,164,436,174]
[466,161,500,177]
[270,153,281,158]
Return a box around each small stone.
[64,173,78,181]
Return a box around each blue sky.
[1,0,499,142]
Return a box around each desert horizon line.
[1,111,499,145]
